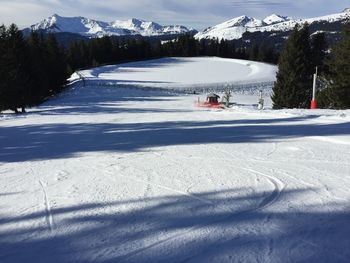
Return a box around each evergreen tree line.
[248,43,279,64]
[65,35,279,74]
[0,24,67,113]
[273,23,350,109]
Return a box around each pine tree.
[198,39,207,56]
[249,44,259,61]
[67,41,88,71]
[111,38,122,62]
[45,33,67,95]
[218,39,229,57]
[324,24,350,108]
[207,39,219,56]
[100,36,113,63]
[178,34,197,57]
[257,45,267,62]
[264,46,276,64]
[154,40,163,58]
[139,40,152,59]
[27,31,50,102]
[228,42,236,58]
[272,24,313,109]
[0,24,7,111]
[311,32,328,69]
[0,24,32,113]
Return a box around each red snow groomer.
[196,93,224,109]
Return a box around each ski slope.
[1,58,350,263]
[75,57,277,90]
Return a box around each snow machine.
[195,93,224,109]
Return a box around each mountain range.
[195,10,350,40]
[24,9,350,46]
[26,14,195,38]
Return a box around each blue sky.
[0,0,349,29]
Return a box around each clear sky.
[0,0,349,30]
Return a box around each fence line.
[70,77,274,96]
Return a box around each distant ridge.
[195,10,350,40]
[23,10,349,48]
[25,14,196,38]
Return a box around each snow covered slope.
[1,58,350,263]
[76,57,277,91]
[29,14,193,38]
[196,10,350,40]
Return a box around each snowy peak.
[112,18,162,33]
[196,10,350,40]
[215,15,263,29]
[29,14,193,38]
[31,14,114,36]
[263,14,291,25]
[199,15,264,40]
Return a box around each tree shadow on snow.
[28,85,183,116]
[88,58,195,78]
[0,116,349,163]
[0,187,349,263]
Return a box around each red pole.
[311,67,317,109]
[311,99,317,109]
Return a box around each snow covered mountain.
[263,14,291,25]
[196,15,271,41]
[28,14,193,38]
[196,10,350,40]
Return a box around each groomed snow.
[1,58,350,263]
[77,57,277,90]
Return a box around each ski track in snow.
[242,168,285,211]
[119,164,335,263]
[39,180,54,232]
[63,145,286,262]
[266,142,278,157]
[110,163,286,262]
[208,144,285,211]
[108,168,215,206]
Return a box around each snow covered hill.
[1,58,350,263]
[28,14,194,38]
[196,10,350,40]
[74,57,277,92]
